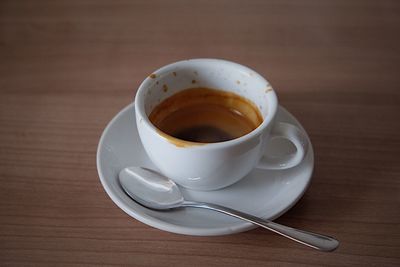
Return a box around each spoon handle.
[182,201,339,252]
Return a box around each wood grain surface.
[1,0,399,266]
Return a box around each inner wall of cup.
[142,60,274,120]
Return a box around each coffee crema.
[149,88,263,143]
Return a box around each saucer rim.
[97,104,314,236]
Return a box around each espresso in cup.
[149,88,263,143]
[135,59,308,190]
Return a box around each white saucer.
[97,104,314,236]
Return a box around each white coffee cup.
[135,59,308,191]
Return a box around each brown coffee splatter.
[265,87,273,93]
[149,73,157,79]
[173,72,177,76]
[163,84,168,92]
[192,80,196,84]
[236,80,241,84]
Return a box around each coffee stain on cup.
[236,80,241,84]
[192,80,196,84]
[265,86,273,93]
[173,72,177,76]
[155,128,205,148]
[149,73,157,79]
[163,84,168,92]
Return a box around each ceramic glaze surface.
[97,104,314,236]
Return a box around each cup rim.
[135,58,278,150]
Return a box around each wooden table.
[1,1,399,266]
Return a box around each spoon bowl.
[119,167,184,209]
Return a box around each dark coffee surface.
[173,125,233,143]
[149,88,263,143]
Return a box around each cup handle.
[257,122,309,170]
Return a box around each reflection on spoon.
[119,167,339,252]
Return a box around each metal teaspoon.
[119,167,339,252]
